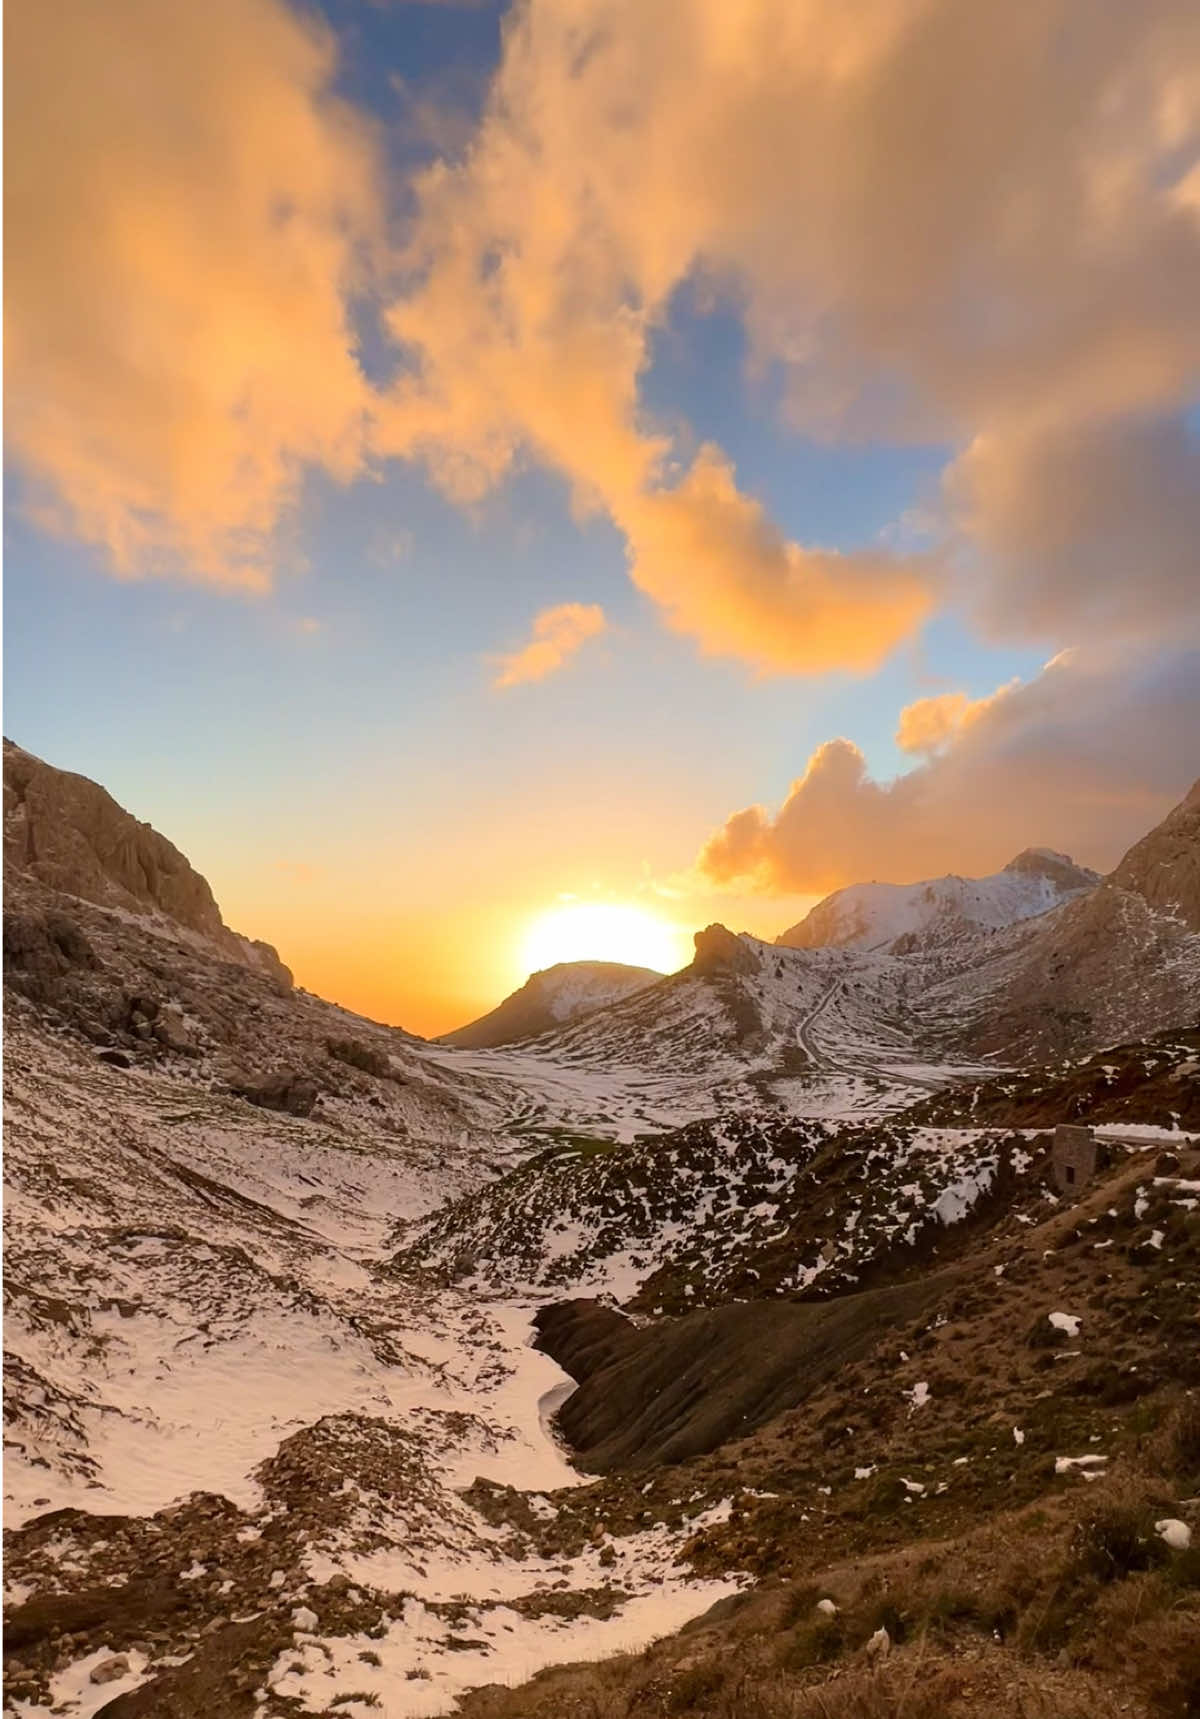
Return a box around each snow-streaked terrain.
[3,1027,743,1717]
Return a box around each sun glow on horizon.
[519,902,689,979]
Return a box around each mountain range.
[3,739,1198,1719]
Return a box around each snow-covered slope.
[485,925,984,1111]
[3,1022,742,1716]
[441,960,661,1050]
[777,848,1099,954]
[393,1109,1043,1311]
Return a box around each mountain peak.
[1107,777,1200,931]
[1002,848,1100,891]
[692,923,761,976]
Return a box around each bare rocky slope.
[958,781,1200,1062]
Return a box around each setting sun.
[520,902,688,978]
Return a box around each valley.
[3,743,1199,1719]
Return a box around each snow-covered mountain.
[777,847,1099,954]
[512,790,1200,1085]
[441,960,661,1049]
[956,783,1200,1062]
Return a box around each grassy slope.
[458,1139,1200,1719]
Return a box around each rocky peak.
[1002,847,1099,892]
[441,960,660,1050]
[691,923,760,977]
[3,739,291,987]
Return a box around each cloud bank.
[381,0,1198,670]
[700,642,1200,891]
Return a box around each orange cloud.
[8,0,1197,676]
[700,643,1200,893]
[380,0,1198,666]
[895,682,1017,755]
[492,602,609,688]
[617,447,934,673]
[5,0,381,586]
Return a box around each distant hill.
[440,960,662,1049]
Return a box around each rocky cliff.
[1108,778,1200,932]
[3,739,291,987]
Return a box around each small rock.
[90,1655,130,1685]
[866,1626,891,1658]
[816,1598,838,1616]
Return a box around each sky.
[4,0,1199,1035]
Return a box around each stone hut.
[1052,1124,1099,1196]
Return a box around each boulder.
[230,1071,318,1118]
[90,1655,131,1685]
[153,1002,202,1056]
[325,1037,391,1079]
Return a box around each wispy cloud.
[491,603,609,688]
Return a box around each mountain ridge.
[517,783,1200,1086]
[777,846,1100,955]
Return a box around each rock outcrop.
[691,924,760,977]
[3,740,291,989]
[1108,778,1200,932]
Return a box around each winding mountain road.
[794,976,948,1095]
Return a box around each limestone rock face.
[691,924,760,977]
[3,739,291,988]
[1107,778,1200,932]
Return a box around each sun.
[520,902,687,977]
